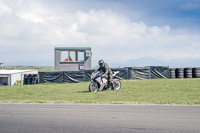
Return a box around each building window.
[69,51,75,61]
[78,51,84,62]
[61,50,85,62]
[61,51,69,62]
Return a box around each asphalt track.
[0,104,200,133]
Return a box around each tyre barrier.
[37,67,200,84]
[175,68,184,78]
[192,67,200,78]
[184,68,192,78]
[170,67,200,79]
[23,74,38,85]
[169,68,176,78]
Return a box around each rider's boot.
[106,82,110,90]
[110,80,114,90]
[105,81,112,90]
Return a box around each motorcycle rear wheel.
[112,79,121,91]
[89,82,98,92]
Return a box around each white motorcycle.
[89,71,121,92]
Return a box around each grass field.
[0,79,200,105]
[0,66,54,72]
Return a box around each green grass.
[0,79,200,105]
[0,66,54,72]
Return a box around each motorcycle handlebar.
[98,73,104,77]
[92,71,106,77]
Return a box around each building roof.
[0,62,3,65]
[0,70,38,75]
[55,47,91,51]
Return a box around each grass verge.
[0,79,200,105]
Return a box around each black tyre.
[194,73,200,78]
[89,83,98,92]
[112,79,121,91]
[193,67,200,70]
[192,68,200,72]
[192,68,200,73]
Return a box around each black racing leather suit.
[97,63,113,87]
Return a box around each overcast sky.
[0,0,200,66]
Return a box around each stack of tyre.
[184,68,192,78]
[192,67,200,78]
[169,67,200,78]
[169,68,176,78]
[175,68,184,78]
[23,74,39,85]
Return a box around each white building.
[0,70,38,86]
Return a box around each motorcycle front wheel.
[89,82,98,92]
[112,79,121,91]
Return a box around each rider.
[97,59,114,89]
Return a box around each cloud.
[0,0,12,15]
[0,0,200,66]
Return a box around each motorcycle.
[89,71,121,92]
